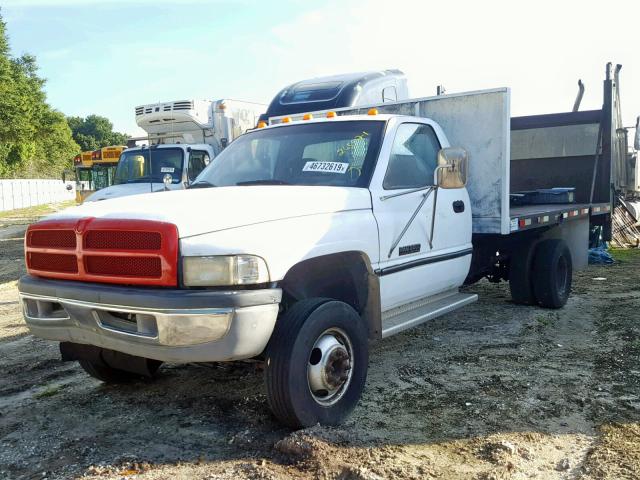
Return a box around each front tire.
[264,298,368,428]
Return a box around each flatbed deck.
[509,202,611,233]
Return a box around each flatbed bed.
[509,202,611,232]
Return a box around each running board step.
[381,291,478,338]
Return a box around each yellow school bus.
[71,146,126,203]
[72,151,95,203]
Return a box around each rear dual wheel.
[532,239,572,309]
[509,239,539,305]
[509,238,572,309]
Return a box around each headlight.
[182,255,270,287]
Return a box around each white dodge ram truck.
[19,77,620,427]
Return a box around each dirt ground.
[1,203,639,480]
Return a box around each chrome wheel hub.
[307,328,353,405]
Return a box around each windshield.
[280,81,343,104]
[193,120,384,188]
[114,148,183,185]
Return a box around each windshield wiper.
[236,179,290,186]
[188,180,217,189]
[126,176,154,184]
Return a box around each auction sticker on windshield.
[303,161,349,174]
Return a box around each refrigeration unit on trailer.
[19,63,621,429]
[85,99,266,202]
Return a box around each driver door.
[370,121,472,311]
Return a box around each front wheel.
[264,298,368,428]
[78,358,161,383]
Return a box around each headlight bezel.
[182,254,270,287]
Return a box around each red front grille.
[28,252,78,273]
[85,256,162,278]
[25,218,178,286]
[84,230,162,250]
[27,230,76,249]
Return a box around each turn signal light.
[326,111,336,118]
[367,108,378,116]
[257,121,267,128]
[282,117,292,123]
[302,113,313,120]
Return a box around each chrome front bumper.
[19,275,281,363]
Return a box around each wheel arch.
[278,251,382,340]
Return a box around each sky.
[2,0,639,137]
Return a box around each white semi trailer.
[85,99,266,202]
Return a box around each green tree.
[67,114,129,151]
[0,9,79,178]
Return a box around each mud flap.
[59,342,160,377]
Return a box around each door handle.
[453,201,465,213]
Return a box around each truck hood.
[51,186,372,238]
[84,182,181,202]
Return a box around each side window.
[383,123,440,190]
[188,151,210,182]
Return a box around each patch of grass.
[628,338,640,354]
[609,248,640,262]
[535,311,559,326]
[34,384,65,399]
[0,201,74,222]
[535,315,552,327]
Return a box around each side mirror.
[435,147,468,189]
[65,184,73,191]
[163,174,173,191]
[634,116,640,151]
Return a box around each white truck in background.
[85,99,266,202]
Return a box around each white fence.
[0,179,76,212]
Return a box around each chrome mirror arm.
[380,184,433,201]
